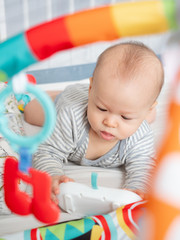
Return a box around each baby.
[24,41,164,204]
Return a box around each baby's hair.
[93,41,164,100]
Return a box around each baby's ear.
[89,77,93,93]
[151,101,158,109]
[145,102,158,124]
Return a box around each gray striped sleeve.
[33,99,78,176]
[32,84,89,176]
[123,122,156,193]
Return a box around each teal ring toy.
[0,81,56,153]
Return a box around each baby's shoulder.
[55,84,89,132]
[55,84,89,110]
[128,121,153,144]
[137,120,152,135]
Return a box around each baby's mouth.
[100,131,115,140]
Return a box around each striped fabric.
[33,84,155,193]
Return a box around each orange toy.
[144,69,180,239]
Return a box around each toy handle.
[4,157,60,223]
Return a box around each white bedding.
[0,75,172,236]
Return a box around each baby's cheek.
[118,124,137,139]
[90,112,101,129]
[88,111,96,126]
[90,113,98,125]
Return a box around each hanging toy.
[16,74,37,112]
[0,73,60,223]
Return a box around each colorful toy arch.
[0,0,178,82]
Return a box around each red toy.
[4,157,60,223]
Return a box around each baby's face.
[87,70,152,142]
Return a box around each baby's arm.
[24,90,61,126]
[123,130,156,199]
[32,93,77,204]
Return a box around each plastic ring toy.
[0,81,56,153]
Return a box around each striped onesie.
[33,84,156,192]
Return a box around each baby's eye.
[97,106,107,112]
[121,115,131,120]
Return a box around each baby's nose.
[103,117,118,128]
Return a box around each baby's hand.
[51,175,74,205]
